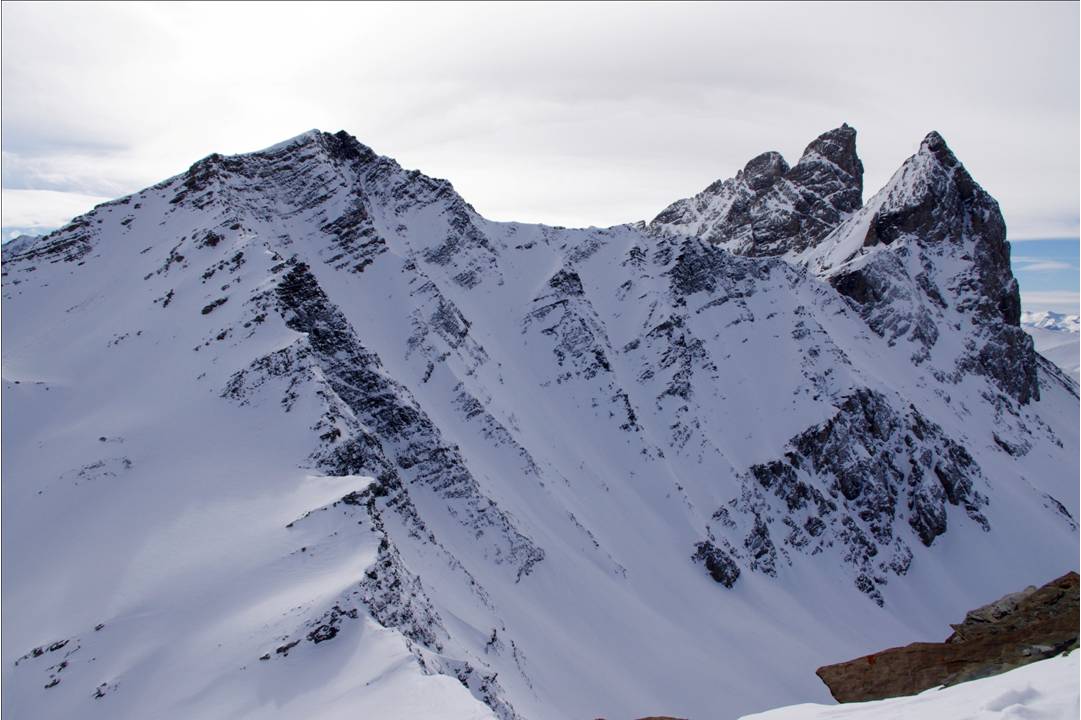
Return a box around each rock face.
[651,124,864,256]
[809,131,1039,404]
[703,388,989,606]
[816,571,1080,702]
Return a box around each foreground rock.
[816,571,1079,702]
[743,651,1078,720]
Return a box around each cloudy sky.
[2,2,1077,310]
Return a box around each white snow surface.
[2,130,1078,720]
[740,652,1080,720]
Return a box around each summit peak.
[650,125,865,255]
[798,123,863,181]
[917,130,963,172]
[740,151,790,192]
[253,128,375,164]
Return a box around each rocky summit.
[652,124,863,256]
[2,126,1077,720]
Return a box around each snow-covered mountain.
[3,126,1077,720]
[1022,311,1080,334]
[1,234,41,256]
[1022,311,1080,384]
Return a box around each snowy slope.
[740,652,1079,720]
[3,127,1077,720]
[1025,330,1079,385]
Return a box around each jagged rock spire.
[799,123,864,182]
[853,129,1017,323]
[824,129,1037,403]
[650,124,865,257]
[741,151,789,192]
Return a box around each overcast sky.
[1,2,1078,308]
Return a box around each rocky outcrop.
[816,571,1080,702]
[650,124,863,256]
[817,132,1039,404]
[270,261,545,579]
[692,541,741,588]
[701,388,989,605]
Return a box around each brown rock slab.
[816,571,1079,702]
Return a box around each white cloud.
[1021,291,1081,314]
[1014,260,1075,272]
[1,2,1078,231]
[1,189,112,231]
[1009,220,1081,242]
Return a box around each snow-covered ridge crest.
[2,124,1076,720]
[1,128,474,263]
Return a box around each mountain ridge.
[3,125,1077,720]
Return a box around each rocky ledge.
[816,571,1079,702]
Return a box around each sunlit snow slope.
[3,127,1077,720]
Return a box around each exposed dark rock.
[654,125,1037,405]
[321,129,378,164]
[269,262,543,579]
[651,124,863,256]
[307,624,339,644]
[705,389,991,604]
[434,658,522,720]
[742,151,789,192]
[547,268,585,296]
[524,264,642,433]
[825,132,1038,404]
[319,202,386,274]
[816,571,1080,702]
[200,297,227,315]
[275,640,300,656]
[692,541,741,588]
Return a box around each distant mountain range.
[1022,310,1080,334]
[1022,311,1080,383]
